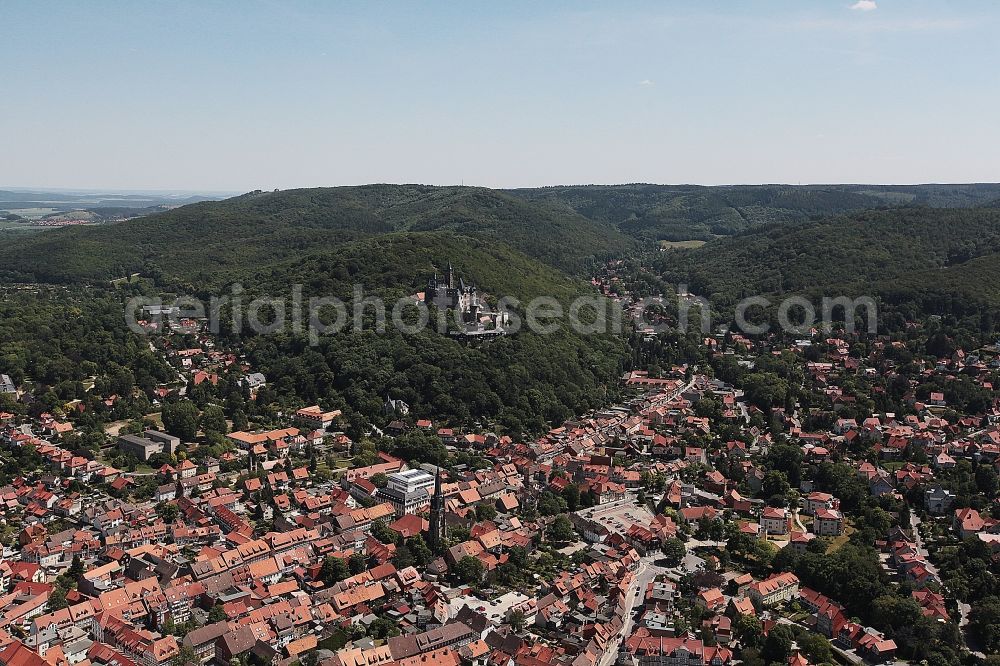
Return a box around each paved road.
[908,513,939,577]
[598,556,661,666]
[647,377,696,407]
[673,378,696,401]
[594,538,719,666]
[910,513,985,659]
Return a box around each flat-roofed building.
[378,469,435,516]
[117,430,180,461]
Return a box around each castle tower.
[429,468,446,548]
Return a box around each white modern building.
[378,469,435,516]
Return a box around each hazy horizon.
[5,181,1000,197]
[4,1,998,191]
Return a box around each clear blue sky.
[3,0,997,191]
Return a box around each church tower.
[429,468,446,549]
[445,262,455,289]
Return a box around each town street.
[911,513,985,659]
[598,555,662,666]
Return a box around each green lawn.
[826,527,854,553]
[318,629,351,651]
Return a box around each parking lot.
[449,590,533,623]
[576,498,654,537]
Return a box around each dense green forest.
[0,229,626,437]
[653,206,1000,322]
[233,231,585,303]
[0,185,635,285]
[0,186,640,437]
[9,183,1000,286]
[209,232,628,435]
[243,321,626,436]
[0,288,173,423]
[508,183,1000,242]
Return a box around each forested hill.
[223,231,627,434]
[0,222,628,436]
[508,183,1000,242]
[654,206,1000,314]
[7,182,1000,287]
[0,185,636,285]
[244,231,581,302]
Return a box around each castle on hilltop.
[425,262,483,323]
[423,262,508,337]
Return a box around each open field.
[0,219,48,233]
[1,207,60,219]
[659,239,707,249]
